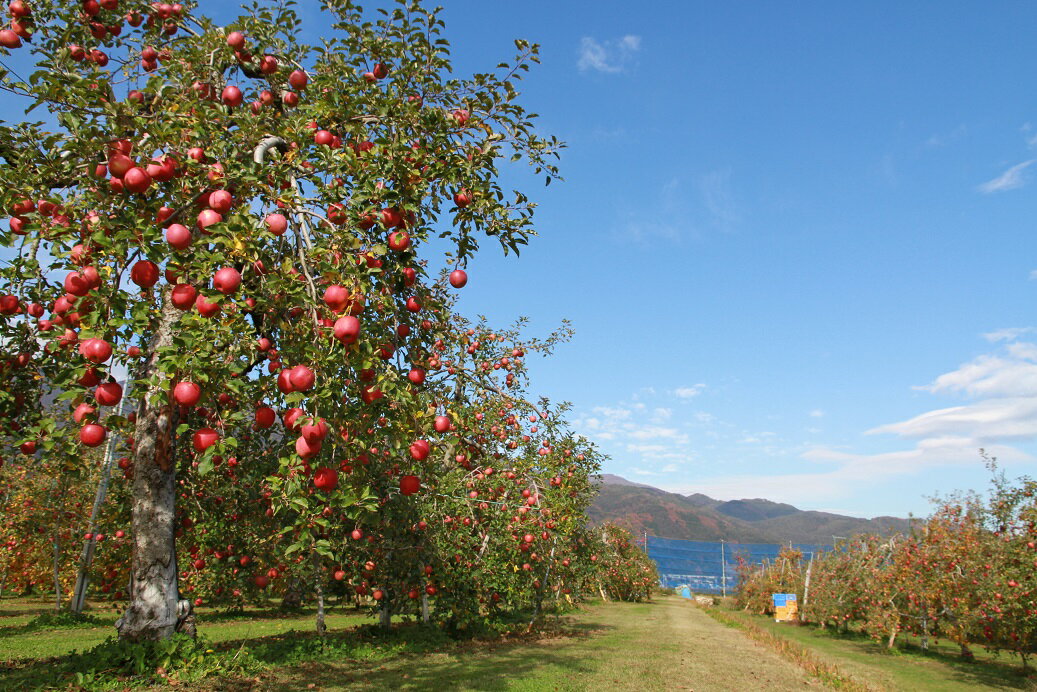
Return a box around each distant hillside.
[588,475,913,545]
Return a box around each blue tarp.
[645,535,830,594]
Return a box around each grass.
[0,594,813,690]
[705,603,1037,691]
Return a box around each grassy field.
[3,593,1034,690]
[705,603,1037,691]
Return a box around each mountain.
[588,475,913,545]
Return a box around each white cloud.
[652,407,672,422]
[699,169,740,230]
[674,384,706,399]
[809,409,825,418]
[978,160,1035,193]
[577,35,641,74]
[983,327,1036,343]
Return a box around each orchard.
[735,457,1037,670]
[0,0,640,650]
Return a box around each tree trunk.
[380,596,391,631]
[116,292,181,642]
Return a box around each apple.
[323,284,349,311]
[123,166,152,193]
[226,31,245,49]
[165,224,191,250]
[313,466,338,491]
[73,403,96,423]
[409,439,430,461]
[255,406,276,429]
[265,212,287,235]
[388,231,410,251]
[95,382,123,406]
[254,574,269,589]
[130,260,159,288]
[81,338,113,364]
[192,427,219,452]
[407,368,425,385]
[301,418,328,444]
[171,284,197,310]
[208,189,233,213]
[173,381,201,407]
[195,294,220,317]
[295,435,321,458]
[213,267,241,295]
[289,364,315,391]
[434,415,450,433]
[351,529,363,541]
[289,69,308,89]
[259,54,277,74]
[333,316,360,343]
[80,423,106,447]
[406,296,421,313]
[276,368,295,394]
[221,85,243,107]
[0,29,22,48]
[449,269,467,288]
[196,208,222,231]
[399,475,421,496]
[453,189,472,207]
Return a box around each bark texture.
[116,292,181,641]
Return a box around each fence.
[642,534,830,595]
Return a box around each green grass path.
[233,596,816,691]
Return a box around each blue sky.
[429,1,1037,518]
[6,1,1037,518]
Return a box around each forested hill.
[589,474,912,545]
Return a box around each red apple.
[254,406,276,428]
[289,365,315,391]
[221,85,243,107]
[449,269,468,288]
[333,316,360,344]
[95,381,123,406]
[171,284,197,310]
[265,212,287,236]
[192,427,219,452]
[313,466,338,491]
[399,475,421,496]
[165,223,191,250]
[80,423,106,447]
[213,267,241,295]
[173,381,201,407]
[130,260,159,288]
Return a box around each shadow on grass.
[229,620,611,691]
[0,614,613,691]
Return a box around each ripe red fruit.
[453,189,472,207]
[165,223,191,250]
[333,316,361,344]
[388,231,410,251]
[130,260,159,289]
[295,435,321,459]
[406,297,421,313]
[221,86,243,107]
[254,575,269,589]
[171,284,197,310]
[449,269,468,288]
[407,368,425,385]
[226,31,245,49]
[208,189,233,213]
[254,406,276,429]
[192,427,219,452]
[122,166,152,193]
[80,423,106,447]
[196,208,222,231]
[0,29,22,49]
[259,54,277,74]
[73,403,96,423]
[399,475,421,496]
[351,529,363,541]
[313,467,338,491]
[434,415,450,433]
[288,69,308,89]
[81,338,113,364]
[95,382,123,407]
[289,365,315,391]
[372,589,385,601]
[173,381,201,407]
[195,294,220,317]
[276,368,295,394]
[265,212,287,236]
[323,284,349,311]
[409,439,430,461]
[213,267,241,295]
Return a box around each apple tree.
[0,0,562,641]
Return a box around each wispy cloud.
[978,160,1036,193]
[674,384,706,399]
[577,35,641,74]
[809,409,825,418]
[924,124,967,149]
[984,327,1036,343]
[699,168,740,230]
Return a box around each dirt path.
[645,595,818,691]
